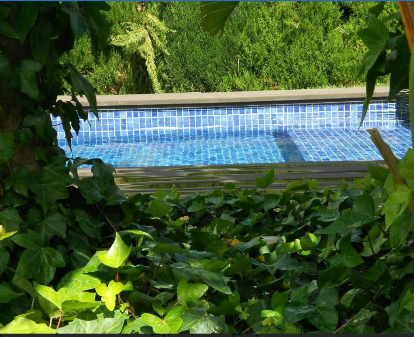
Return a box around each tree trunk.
[0,4,43,174]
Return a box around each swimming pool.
[53,100,411,167]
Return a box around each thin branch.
[368,128,414,217]
[143,255,154,295]
[377,224,389,240]
[56,311,63,330]
[366,227,376,256]
[102,210,118,232]
[119,205,148,228]
[334,313,358,334]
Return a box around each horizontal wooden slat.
[76,160,379,193]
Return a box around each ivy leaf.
[34,282,61,311]
[309,283,339,332]
[152,243,189,254]
[57,269,101,291]
[0,133,15,163]
[357,17,389,74]
[34,283,98,318]
[264,194,282,211]
[73,209,103,240]
[15,2,38,43]
[119,229,153,240]
[177,279,208,306]
[141,307,185,334]
[0,207,22,232]
[189,315,227,334]
[16,247,65,285]
[78,160,126,206]
[58,318,125,334]
[12,230,42,248]
[97,233,131,268]
[0,21,19,39]
[320,194,375,234]
[30,20,52,66]
[201,1,239,36]
[65,63,98,116]
[330,234,364,268]
[35,213,67,243]
[96,281,124,311]
[383,184,412,229]
[389,34,411,99]
[3,166,31,197]
[338,309,377,334]
[13,60,42,100]
[198,269,231,294]
[180,306,208,332]
[0,52,10,79]
[145,199,172,218]
[255,168,275,189]
[30,159,72,212]
[0,282,24,303]
[389,209,414,248]
[0,248,10,276]
[0,316,55,334]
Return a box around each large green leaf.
[320,194,375,234]
[65,63,98,115]
[389,34,410,99]
[13,59,42,100]
[97,232,131,268]
[16,246,65,285]
[389,209,414,248]
[58,318,125,334]
[0,133,15,164]
[177,279,208,306]
[35,213,66,243]
[0,316,55,334]
[73,209,103,240]
[255,168,275,189]
[330,234,364,268]
[357,16,389,74]
[198,269,231,294]
[0,21,18,39]
[30,159,72,212]
[15,2,38,43]
[30,20,52,66]
[141,307,185,334]
[201,1,239,36]
[309,283,339,332]
[0,283,24,303]
[146,199,172,218]
[3,166,31,197]
[0,247,10,276]
[95,281,124,311]
[57,269,101,291]
[0,207,21,232]
[152,243,189,254]
[0,52,10,78]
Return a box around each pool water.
[54,100,412,167]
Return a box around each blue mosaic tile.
[52,100,411,167]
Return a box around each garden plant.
[0,1,414,335]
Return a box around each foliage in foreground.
[1,160,414,334]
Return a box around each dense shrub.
[64,1,396,94]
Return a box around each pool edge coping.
[58,86,390,109]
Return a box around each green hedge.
[64,1,396,94]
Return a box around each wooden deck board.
[74,161,379,193]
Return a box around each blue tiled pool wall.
[53,100,402,145]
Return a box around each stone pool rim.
[58,86,390,109]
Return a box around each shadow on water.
[272,130,305,163]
